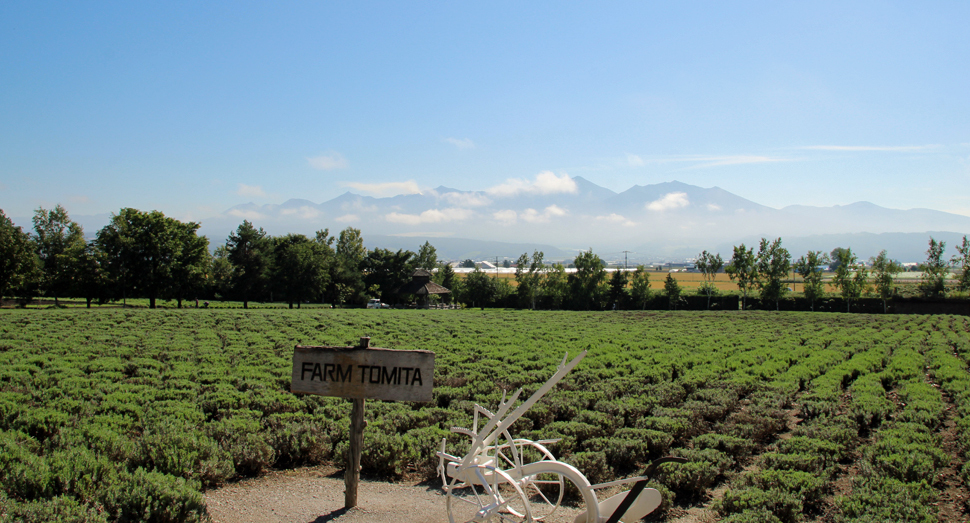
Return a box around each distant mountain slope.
[23,177,968,263]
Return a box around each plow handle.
[603,456,687,523]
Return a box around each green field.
[1,309,968,522]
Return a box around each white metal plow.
[437,350,685,523]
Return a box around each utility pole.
[622,251,632,270]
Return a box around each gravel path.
[204,466,589,523]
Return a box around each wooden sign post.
[291,337,435,509]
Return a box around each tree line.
[1,206,968,310]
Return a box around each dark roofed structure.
[396,269,451,308]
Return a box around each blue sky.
[2,1,969,225]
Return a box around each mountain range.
[25,177,970,264]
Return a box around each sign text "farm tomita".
[291,344,435,402]
[299,362,425,387]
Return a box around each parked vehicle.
[366,299,389,309]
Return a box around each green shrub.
[717,487,802,523]
[101,467,206,523]
[836,477,936,523]
[0,494,109,523]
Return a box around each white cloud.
[647,192,690,212]
[340,199,378,213]
[486,171,578,197]
[236,184,267,197]
[800,144,940,152]
[521,205,568,223]
[385,207,473,225]
[227,209,266,220]
[344,180,422,197]
[493,209,518,226]
[627,154,645,167]
[444,137,476,150]
[595,213,637,227]
[308,151,349,170]
[440,191,491,207]
[69,195,91,204]
[279,206,321,220]
[682,155,789,170]
[336,214,359,223]
[706,203,722,211]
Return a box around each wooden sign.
[291,338,435,510]
[291,342,435,402]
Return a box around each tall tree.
[953,235,970,293]
[756,238,791,311]
[695,250,723,310]
[32,205,86,305]
[0,210,39,301]
[463,267,497,309]
[514,250,545,310]
[331,227,367,306]
[209,246,234,301]
[225,220,271,309]
[569,249,607,310]
[870,250,902,313]
[73,242,109,308]
[829,247,851,272]
[542,263,569,310]
[97,208,205,309]
[664,273,682,310]
[608,270,629,310]
[832,247,867,312]
[433,262,459,304]
[271,234,331,308]
[919,237,948,298]
[794,251,829,312]
[413,241,439,271]
[726,244,757,310]
[167,221,210,308]
[629,265,652,310]
[363,248,414,304]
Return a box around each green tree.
[225,220,271,309]
[331,227,367,306]
[829,247,851,272]
[97,208,206,309]
[32,205,86,305]
[542,263,569,309]
[433,262,459,304]
[73,242,110,308]
[0,210,39,301]
[794,251,829,312]
[664,273,682,310]
[953,235,970,293]
[460,259,475,268]
[463,267,496,309]
[870,250,902,313]
[629,265,652,310]
[271,234,331,308]
[832,247,868,312]
[919,237,948,297]
[569,249,607,310]
[167,221,210,308]
[209,246,234,301]
[608,270,629,310]
[726,244,757,310]
[514,250,545,310]
[413,241,438,271]
[363,248,414,304]
[756,238,791,311]
[695,250,723,310]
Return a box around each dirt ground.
[203,466,592,523]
